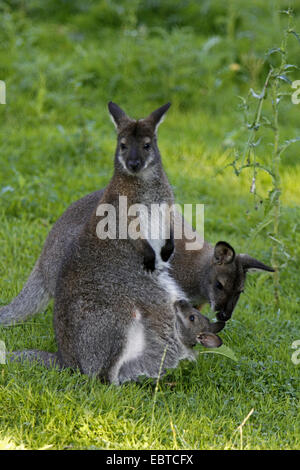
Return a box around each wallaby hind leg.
[0,262,50,325]
[7,350,62,369]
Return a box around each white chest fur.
[137,202,172,269]
[110,311,145,384]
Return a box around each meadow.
[0,0,299,449]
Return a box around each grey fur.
[0,192,274,326]
[0,262,49,325]
[7,302,223,384]
[7,350,60,368]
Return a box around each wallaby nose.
[127,160,141,172]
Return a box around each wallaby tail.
[7,349,62,369]
[0,263,50,325]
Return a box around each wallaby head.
[207,241,275,322]
[108,101,171,176]
[174,299,223,349]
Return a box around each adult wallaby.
[8,301,224,384]
[48,101,194,382]
[6,101,206,384]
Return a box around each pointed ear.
[174,299,190,312]
[108,102,131,130]
[214,241,235,265]
[197,332,222,348]
[145,102,171,133]
[239,254,275,273]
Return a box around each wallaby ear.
[214,241,235,265]
[145,102,171,133]
[108,101,131,130]
[174,299,190,312]
[239,254,275,273]
[174,299,192,319]
[197,332,222,348]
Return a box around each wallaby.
[48,102,195,383]
[112,300,224,384]
[5,102,202,384]
[171,218,274,321]
[0,103,274,327]
[8,300,223,384]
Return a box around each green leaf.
[250,138,262,148]
[250,88,265,100]
[289,30,300,44]
[249,213,273,240]
[284,64,299,70]
[266,47,284,57]
[277,75,292,85]
[283,137,300,145]
[196,344,238,362]
[279,137,300,155]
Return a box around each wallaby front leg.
[160,226,174,262]
[117,353,163,384]
[131,238,156,272]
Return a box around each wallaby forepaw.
[143,255,156,272]
[160,240,174,262]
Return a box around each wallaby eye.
[144,143,150,150]
[216,281,223,290]
[189,315,195,322]
[120,143,127,150]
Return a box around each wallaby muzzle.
[127,159,141,173]
[217,311,231,322]
[126,146,142,173]
[216,294,240,322]
[196,332,223,348]
[196,318,225,348]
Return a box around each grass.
[0,0,299,450]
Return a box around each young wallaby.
[8,300,223,384]
[115,300,224,384]
[171,217,274,321]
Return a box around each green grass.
[0,0,299,450]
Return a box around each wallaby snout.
[127,157,141,173]
[216,310,232,322]
[196,332,222,348]
[108,101,171,176]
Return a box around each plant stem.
[239,69,272,173]
[271,80,281,306]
